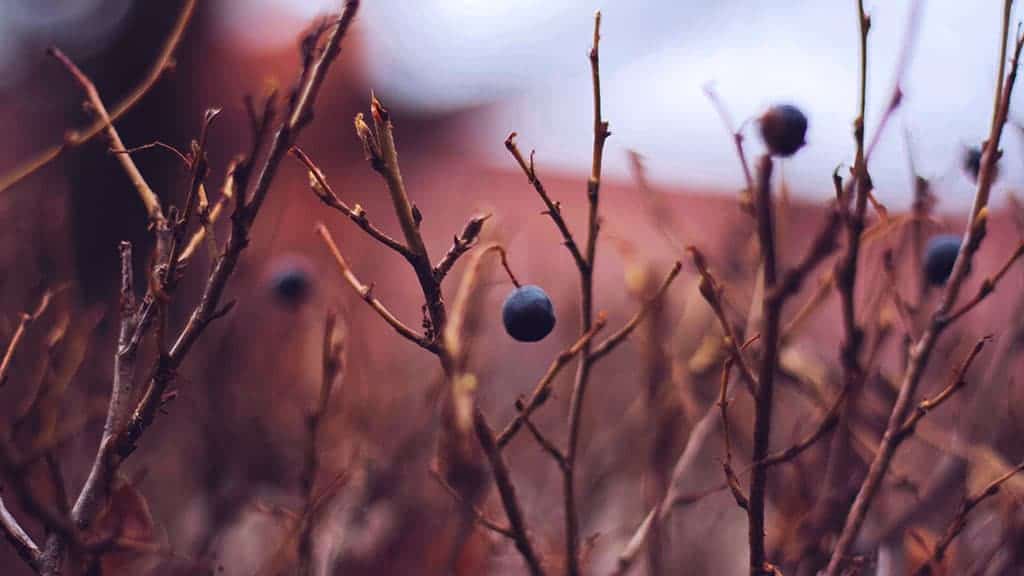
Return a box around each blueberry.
[759,104,808,157]
[923,234,962,286]
[962,145,999,184]
[502,285,556,342]
[266,255,314,308]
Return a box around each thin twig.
[944,240,1024,325]
[316,224,435,352]
[355,99,448,346]
[47,46,166,225]
[560,14,608,573]
[688,246,759,392]
[474,409,546,576]
[0,0,197,195]
[894,336,990,444]
[825,7,1024,574]
[291,146,414,261]
[0,289,59,388]
[496,318,608,448]
[37,6,362,574]
[430,469,515,540]
[520,410,567,470]
[298,311,345,576]
[718,359,751,512]
[178,156,240,264]
[434,214,495,283]
[504,134,588,272]
[912,459,1024,576]
[703,84,755,208]
[588,261,683,363]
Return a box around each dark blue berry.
[502,285,556,342]
[962,145,999,184]
[759,104,808,157]
[923,234,962,286]
[267,256,314,308]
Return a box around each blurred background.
[3,1,1024,209]
[2,2,1024,575]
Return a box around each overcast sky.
[4,1,1021,209]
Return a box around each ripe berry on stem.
[759,104,808,157]
[502,285,556,342]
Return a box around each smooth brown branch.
[0,288,59,388]
[496,317,608,448]
[748,154,779,576]
[291,146,414,261]
[944,240,1024,325]
[565,15,610,562]
[473,410,546,576]
[825,9,1024,575]
[504,133,587,272]
[47,46,166,226]
[317,224,435,352]
[0,0,196,195]
[0,493,39,571]
[912,459,1024,576]
[362,99,428,259]
[688,246,759,392]
[434,214,495,283]
[430,469,515,540]
[588,261,683,363]
[895,336,990,444]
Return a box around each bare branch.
[496,317,607,448]
[826,7,1024,573]
[913,459,1024,575]
[46,49,165,226]
[0,0,197,194]
[434,213,495,282]
[688,246,759,392]
[291,146,414,261]
[430,469,515,540]
[0,493,40,571]
[0,289,59,388]
[895,336,990,444]
[588,261,683,363]
[504,133,587,272]
[316,224,435,352]
[944,240,1024,325]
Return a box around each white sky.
[5,1,1022,209]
